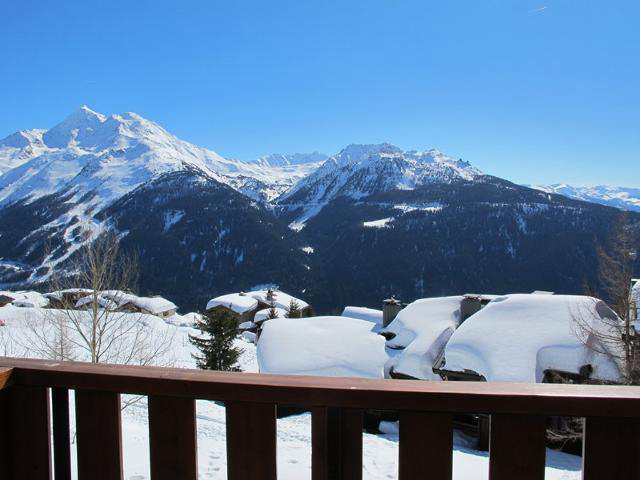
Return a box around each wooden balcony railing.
[1,357,640,480]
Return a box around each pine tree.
[267,303,280,319]
[287,299,301,318]
[189,309,243,371]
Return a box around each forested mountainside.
[0,108,637,312]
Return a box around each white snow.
[363,217,394,228]
[0,298,585,479]
[385,296,463,380]
[0,290,49,308]
[442,294,623,383]
[254,307,288,323]
[341,306,383,326]
[247,289,309,311]
[257,316,388,378]
[162,209,185,233]
[529,184,640,212]
[206,293,258,314]
[301,246,314,254]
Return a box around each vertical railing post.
[148,395,198,480]
[0,385,52,480]
[312,407,363,480]
[583,417,640,479]
[226,401,277,480]
[399,411,452,480]
[489,414,546,480]
[75,390,123,480]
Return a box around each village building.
[206,289,312,326]
[206,293,260,324]
[0,290,50,308]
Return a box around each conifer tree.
[189,309,243,371]
[287,299,301,318]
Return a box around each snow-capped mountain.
[0,106,317,207]
[0,107,638,313]
[529,184,640,213]
[277,143,480,227]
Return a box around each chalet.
[0,294,15,307]
[117,296,177,318]
[1,290,49,308]
[75,295,118,311]
[206,293,259,324]
[44,289,92,308]
[206,289,312,326]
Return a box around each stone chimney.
[383,296,403,327]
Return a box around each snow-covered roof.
[247,289,309,311]
[385,296,463,380]
[44,288,93,301]
[254,307,287,324]
[341,306,383,326]
[206,293,258,314]
[75,295,118,310]
[257,316,388,378]
[442,294,623,383]
[127,296,177,315]
[0,290,49,308]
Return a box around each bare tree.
[573,213,639,383]
[26,232,175,368]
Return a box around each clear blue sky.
[1,0,638,186]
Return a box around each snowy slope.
[530,184,640,212]
[277,143,481,226]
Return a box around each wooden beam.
[148,395,198,480]
[52,388,72,480]
[76,390,123,480]
[226,401,277,480]
[399,411,452,480]
[583,417,640,479]
[489,414,546,480]
[2,385,51,480]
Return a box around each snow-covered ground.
[0,302,584,479]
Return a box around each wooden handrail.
[2,356,640,416]
[1,357,640,480]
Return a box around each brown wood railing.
[1,357,640,480]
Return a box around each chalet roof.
[206,294,258,314]
[257,316,387,378]
[247,289,309,311]
[253,307,287,324]
[384,296,463,380]
[1,290,49,308]
[442,294,623,383]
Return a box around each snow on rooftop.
[254,307,287,324]
[257,316,388,378]
[384,296,463,380]
[0,290,49,308]
[442,294,623,383]
[206,293,258,314]
[247,289,309,311]
[75,295,117,310]
[341,306,383,326]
